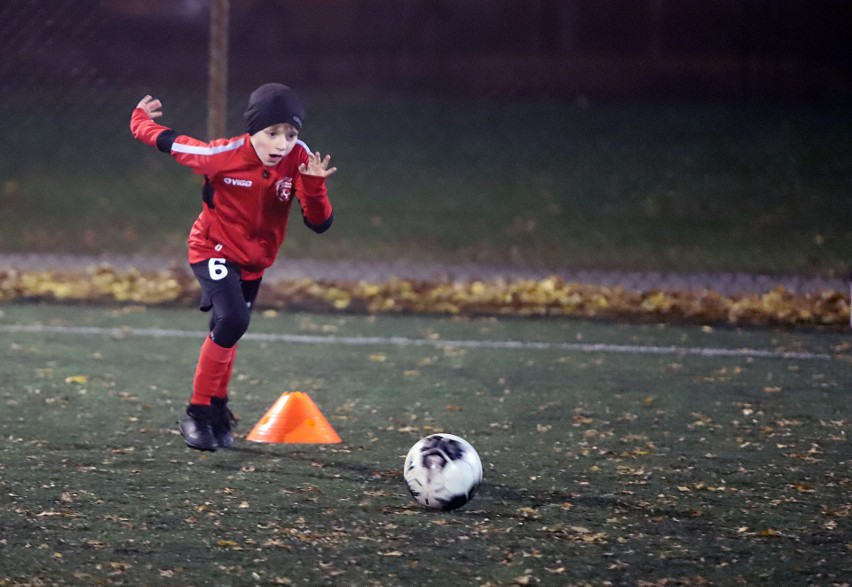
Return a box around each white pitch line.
[0,323,832,361]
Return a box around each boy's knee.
[213,309,251,347]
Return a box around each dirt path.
[0,252,846,295]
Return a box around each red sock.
[191,337,233,406]
[212,345,237,400]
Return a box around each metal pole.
[207,0,229,139]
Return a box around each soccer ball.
[403,433,482,511]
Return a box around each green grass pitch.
[0,303,850,585]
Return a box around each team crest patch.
[275,178,293,202]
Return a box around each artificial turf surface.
[0,303,849,585]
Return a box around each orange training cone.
[247,392,341,444]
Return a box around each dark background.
[1,0,850,279]
[5,0,852,100]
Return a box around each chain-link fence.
[1,0,851,295]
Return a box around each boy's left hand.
[299,151,337,178]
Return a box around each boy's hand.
[299,151,337,178]
[136,95,163,120]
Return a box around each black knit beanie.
[244,83,304,135]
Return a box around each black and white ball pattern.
[404,433,482,511]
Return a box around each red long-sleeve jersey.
[130,108,333,280]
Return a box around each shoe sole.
[184,440,217,452]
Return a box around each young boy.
[130,83,337,452]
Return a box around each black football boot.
[210,397,236,449]
[179,404,218,452]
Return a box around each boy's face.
[249,123,299,166]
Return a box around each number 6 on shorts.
[208,258,228,281]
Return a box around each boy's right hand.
[136,95,163,120]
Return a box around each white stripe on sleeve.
[172,138,245,156]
